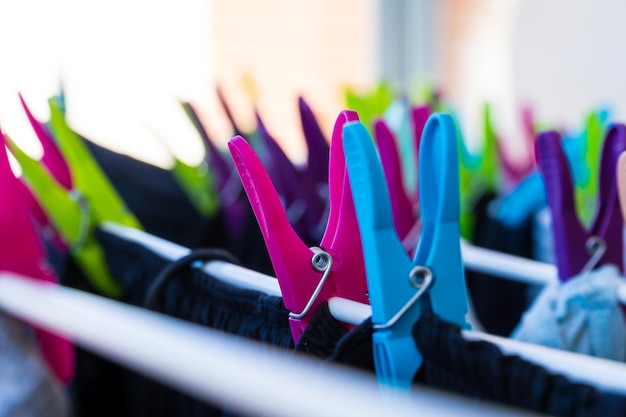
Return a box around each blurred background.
[0,0,624,167]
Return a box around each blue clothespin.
[343,113,470,388]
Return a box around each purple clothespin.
[536,125,626,281]
[216,85,246,138]
[255,112,326,244]
[181,101,247,237]
[298,96,329,187]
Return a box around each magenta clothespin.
[410,105,430,202]
[536,125,626,281]
[0,129,74,383]
[497,106,537,187]
[373,118,415,241]
[19,93,72,188]
[18,94,71,251]
[228,110,369,342]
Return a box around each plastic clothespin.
[495,107,535,188]
[536,125,626,282]
[384,98,416,192]
[18,94,71,250]
[0,128,74,383]
[255,112,326,244]
[373,118,415,242]
[228,110,369,343]
[10,98,142,297]
[298,96,329,187]
[345,81,395,132]
[19,93,72,188]
[343,113,470,388]
[180,101,248,237]
[146,126,218,219]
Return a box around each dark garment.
[301,305,626,417]
[465,192,537,336]
[412,309,626,416]
[84,139,274,274]
[85,139,228,250]
[63,229,292,417]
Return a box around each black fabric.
[465,192,536,336]
[412,309,626,416]
[85,139,274,274]
[85,139,228,250]
[293,306,626,416]
[63,228,293,417]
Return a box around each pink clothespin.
[18,94,71,251]
[373,118,415,242]
[228,111,369,342]
[0,128,74,383]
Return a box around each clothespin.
[180,101,248,237]
[495,105,536,188]
[298,96,329,187]
[145,126,218,219]
[10,98,142,297]
[345,81,395,132]
[384,98,416,192]
[18,94,71,250]
[343,113,470,388]
[255,112,326,244]
[228,110,369,343]
[0,128,74,383]
[536,125,626,282]
[576,111,606,225]
[373,118,415,243]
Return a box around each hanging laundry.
[511,265,626,361]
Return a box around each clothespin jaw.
[298,96,329,187]
[46,98,142,231]
[255,112,325,244]
[344,81,395,132]
[537,126,626,281]
[373,118,414,241]
[146,125,218,219]
[343,113,469,388]
[0,130,75,383]
[480,103,499,190]
[19,93,72,188]
[228,110,368,343]
[8,136,124,297]
[180,101,247,236]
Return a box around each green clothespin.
[47,98,142,231]
[170,158,218,218]
[454,104,500,239]
[11,98,143,297]
[576,111,604,225]
[345,81,395,132]
[8,136,123,297]
[149,129,218,218]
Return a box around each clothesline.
[101,221,626,395]
[0,272,538,417]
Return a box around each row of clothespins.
[1,82,625,390]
